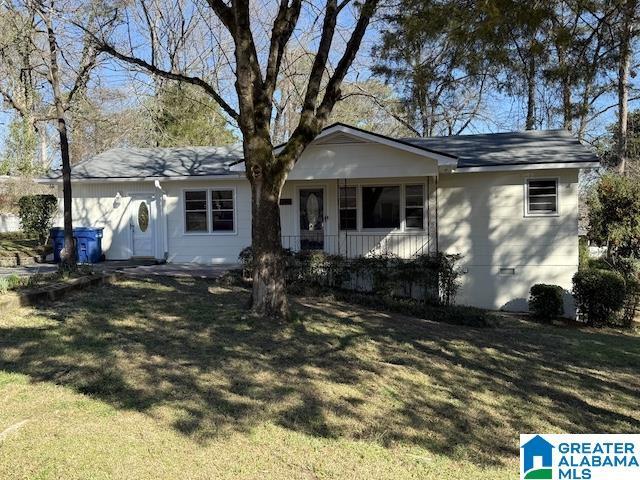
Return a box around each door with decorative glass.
[130,196,154,257]
[299,188,325,250]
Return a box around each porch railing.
[280,233,431,259]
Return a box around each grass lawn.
[0,277,638,479]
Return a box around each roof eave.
[452,161,600,173]
[36,173,246,184]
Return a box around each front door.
[131,197,154,257]
[299,188,324,250]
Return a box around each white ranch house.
[42,123,599,312]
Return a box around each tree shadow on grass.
[0,276,639,467]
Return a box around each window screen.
[527,179,558,215]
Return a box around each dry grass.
[0,276,638,479]
[0,233,44,258]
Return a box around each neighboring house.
[40,123,599,312]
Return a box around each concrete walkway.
[116,263,237,279]
[0,264,58,277]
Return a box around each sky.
[0,1,636,156]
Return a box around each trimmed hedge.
[237,247,487,326]
[573,269,627,326]
[528,284,564,320]
[239,247,462,306]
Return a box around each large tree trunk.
[617,0,635,175]
[45,4,75,268]
[246,147,289,319]
[58,121,75,268]
[525,56,536,130]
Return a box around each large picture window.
[526,179,558,215]
[211,190,234,231]
[362,186,400,229]
[184,190,208,232]
[405,184,424,229]
[184,189,235,233]
[339,186,357,230]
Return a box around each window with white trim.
[526,179,558,215]
[184,189,235,233]
[362,186,400,229]
[339,186,357,230]
[211,189,234,231]
[405,184,424,229]
[184,190,208,232]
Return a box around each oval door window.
[138,202,149,232]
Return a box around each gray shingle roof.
[46,126,598,181]
[402,129,599,169]
[46,145,245,180]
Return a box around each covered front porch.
[276,124,452,259]
[280,124,457,258]
[279,178,437,259]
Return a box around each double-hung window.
[184,190,208,232]
[339,186,357,230]
[211,190,235,232]
[184,189,235,233]
[526,179,558,215]
[405,184,424,229]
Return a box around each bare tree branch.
[96,40,239,121]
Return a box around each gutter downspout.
[435,176,439,253]
[154,180,169,261]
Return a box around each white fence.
[0,214,20,233]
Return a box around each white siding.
[58,182,163,260]
[437,169,579,312]
[0,213,20,233]
[163,179,251,264]
[288,143,438,180]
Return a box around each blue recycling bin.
[73,227,104,264]
[49,227,104,264]
[50,227,66,263]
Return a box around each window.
[339,186,357,230]
[527,179,558,215]
[185,190,208,232]
[211,190,234,231]
[137,202,149,232]
[362,186,400,229]
[405,184,424,229]
[184,189,236,233]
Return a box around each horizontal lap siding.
[438,169,579,313]
[61,182,157,260]
[164,179,251,264]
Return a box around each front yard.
[0,277,638,479]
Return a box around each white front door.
[130,196,154,257]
